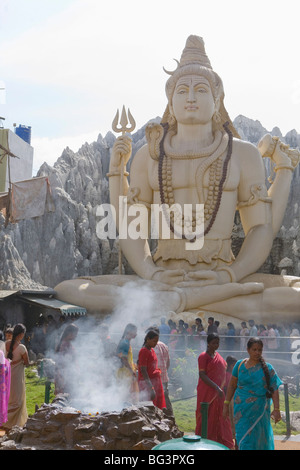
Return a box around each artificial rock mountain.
[0,115,299,291]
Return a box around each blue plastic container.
[15,125,31,144]
[152,434,229,451]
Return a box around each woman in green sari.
[223,337,282,450]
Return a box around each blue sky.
[0,0,299,173]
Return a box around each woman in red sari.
[195,333,234,449]
[138,329,166,410]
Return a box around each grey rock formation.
[233,116,300,276]
[0,115,299,289]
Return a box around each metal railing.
[129,333,300,366]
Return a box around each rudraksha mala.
[158,122,233,242]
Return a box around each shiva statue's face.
[171,75,215,126]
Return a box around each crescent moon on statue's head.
[163,59,180,76]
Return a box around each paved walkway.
[274,434,300,450]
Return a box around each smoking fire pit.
[0,394,183,450]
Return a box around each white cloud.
[32,129,100,173]
[1,0,163,91]
[291,80,300,106]
[1,0,300,161]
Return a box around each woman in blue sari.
[223,337,282,450]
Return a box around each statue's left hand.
[176,270,222,287]
[151,269,186,285]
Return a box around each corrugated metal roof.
[17,289,56,296]
[0,290,18,299]
[21,295,87,316]
[0,289,56,300]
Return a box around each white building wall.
[0,129,33,191]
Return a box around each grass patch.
[171,391,300,436]
[25,367,55,416]
[24,366,300,436]
[172,396,197,433]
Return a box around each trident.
[112,105,136,191]
[112,105,136,274]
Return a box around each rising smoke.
[50,281,164,413]
[48,281,300,413]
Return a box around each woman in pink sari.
[0,350,11,427]
[5,324,29,430]
[195,333,234,449]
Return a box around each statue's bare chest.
[148,155,239,193]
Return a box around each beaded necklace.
[158,122,233,241]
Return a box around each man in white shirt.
[248,320,258,337]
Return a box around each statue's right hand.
[152,269,186,285]
[111,135,132,169]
